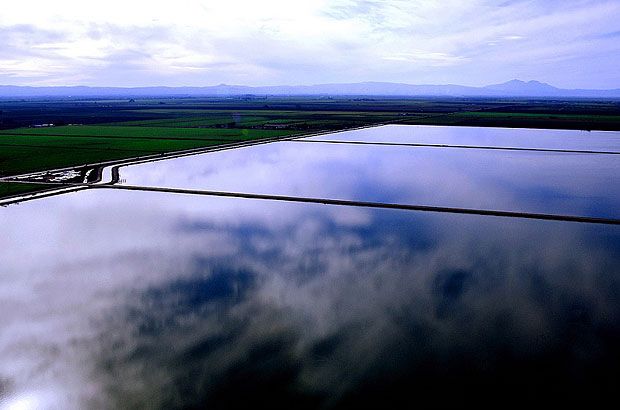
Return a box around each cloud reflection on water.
[119,126,620,219]
[0,189,619,408]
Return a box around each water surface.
[118,127,620,219]
[307,124,620,152]
[0,188,619,408]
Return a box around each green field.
[102,111,407,130]
[0,182,54,198]
[0,125,293,140]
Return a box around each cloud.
[381,51,467,66]
[0,1,618,87]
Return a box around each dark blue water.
[0,187,619,408]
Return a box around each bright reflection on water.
[307,124,620,151]
[0,189,619,408]
[119,126,620,219]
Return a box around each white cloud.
[0,0,618,87]
[382,51,467,66]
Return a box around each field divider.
[293,139,620,155]
[90,184,620,226]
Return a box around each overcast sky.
[0,0,618,88]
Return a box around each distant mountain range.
[1,80,619,98]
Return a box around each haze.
[1,0,619,89]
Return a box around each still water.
[1,189,619,408]
[1,125,619,408]
[306,124,620,152]
[119,126,620,219]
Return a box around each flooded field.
[119,125,620,219]
[1,125,619,408]
[306,124,620,151]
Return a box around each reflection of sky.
[0,189,619,408]
[119,126,620,219]
[307,125,620,151]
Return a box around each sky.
[0,0,618,88]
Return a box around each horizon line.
[0,80,618,91]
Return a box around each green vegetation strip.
[0,182,56,198]
[456,112,620,121]
[400,112,620,130]
[0,125,292,140]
